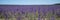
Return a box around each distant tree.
[54,3,60,5]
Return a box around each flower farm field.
[0,5,60,20]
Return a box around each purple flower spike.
[3,11,9,20]
[38,15,41,20]
[50,16,55,20]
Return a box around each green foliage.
[0,15,5,19]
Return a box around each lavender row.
[0,6,60,20]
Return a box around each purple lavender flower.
[3,10,9,20]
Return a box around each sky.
[0,0,60,5]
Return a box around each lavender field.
[0,5,60,20]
